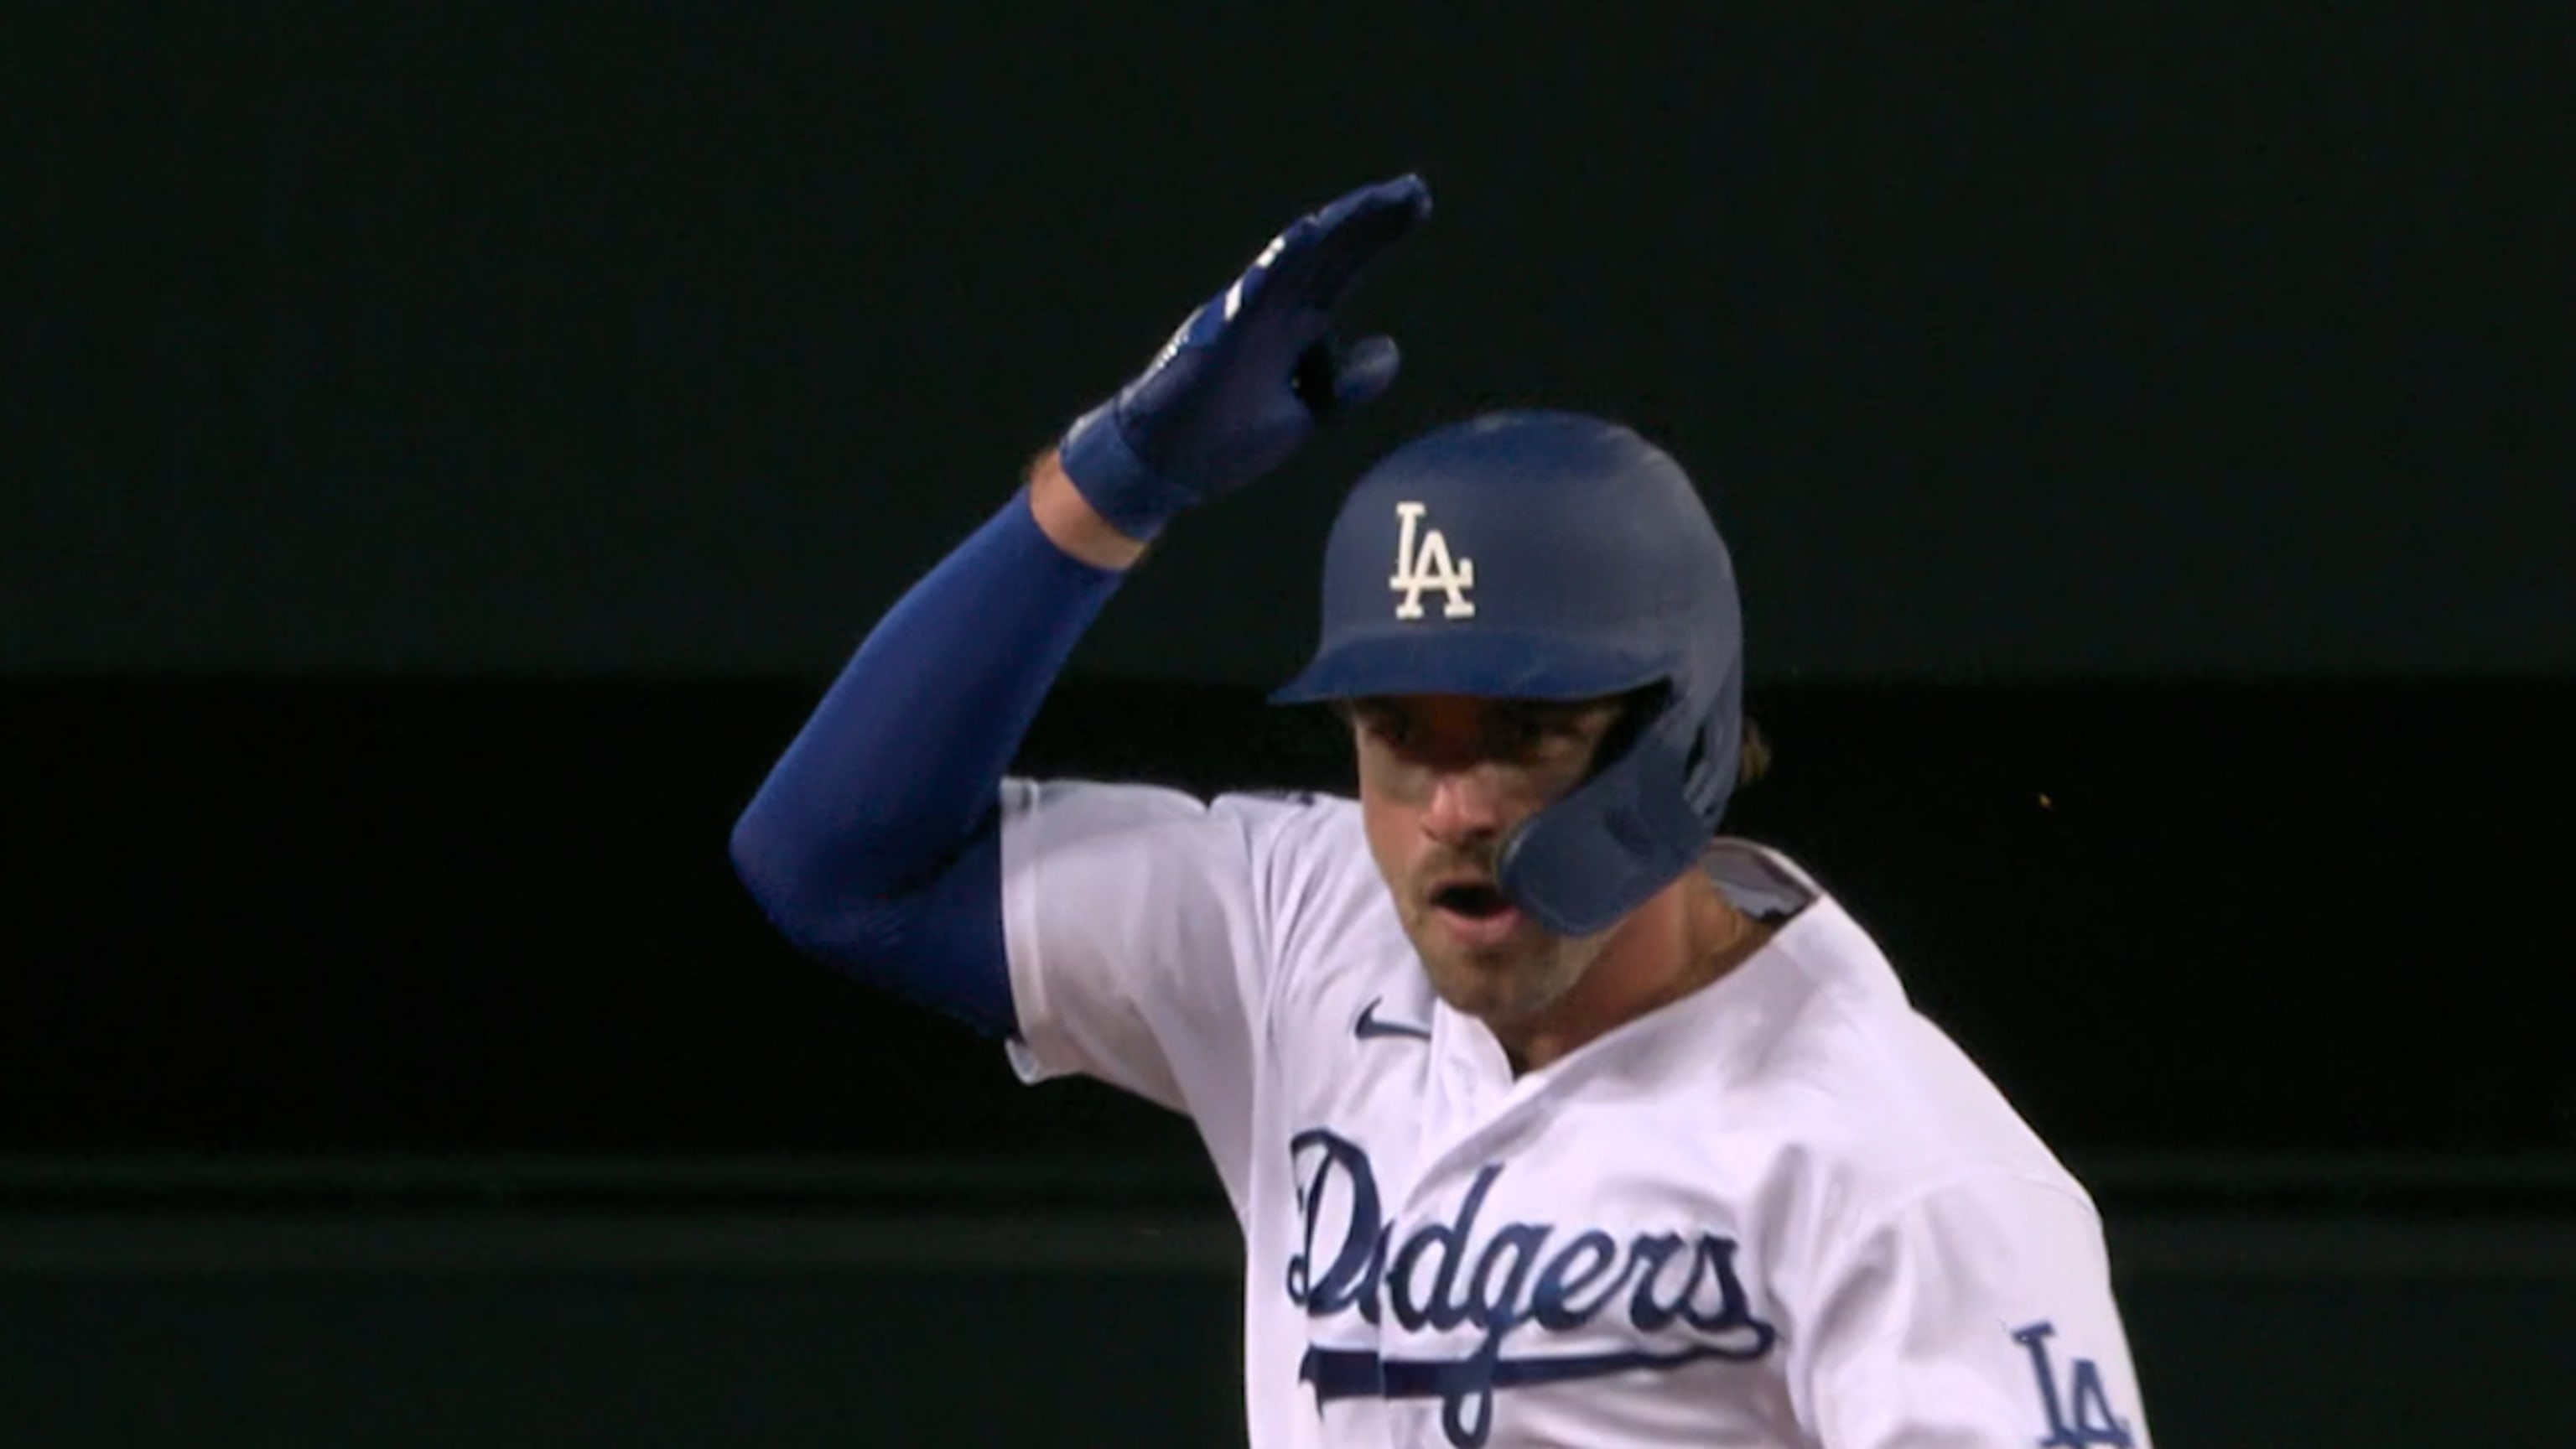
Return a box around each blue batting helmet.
[1271,410,1744,937]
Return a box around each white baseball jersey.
[1000,777,2151,1449]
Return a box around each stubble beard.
[1408,910,1605,1029]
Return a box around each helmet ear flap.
[1497,693,1712,937]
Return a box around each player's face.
[1348,693,1628,1026]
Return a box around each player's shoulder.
[1207,787,1379,906]
[1188,785,1357,859]
[1210,785,1355,820]
[1784,1012,2093,1219]
[999,776,1368,884]
[1000,777,1348,835]
[1717,846,2093,1213]
[1197,788,1423,1019]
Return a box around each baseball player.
[731,175,2151,1447]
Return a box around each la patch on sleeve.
[2014,1321,2137,1447]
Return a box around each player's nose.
[1419,763,1509,846]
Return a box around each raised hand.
[1057,174,1433,541]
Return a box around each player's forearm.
[729,472,1124,953]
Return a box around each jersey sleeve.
[1795,1172,2153,1449]
[996,777,1301,1210]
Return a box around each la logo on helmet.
[1389,501,1476,621]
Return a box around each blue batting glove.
[1058,174,1433,540]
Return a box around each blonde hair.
[1738,716,1773,787]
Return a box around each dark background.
[8,4,2573,683]
[8,0,2570,1161]
[5,4,2575,1441]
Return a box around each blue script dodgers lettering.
[1289,1133,1776,1446]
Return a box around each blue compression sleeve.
[729,487,1125,1036]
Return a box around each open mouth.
[1431,881,1514,920]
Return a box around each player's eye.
[1488,705,1584,758]
[1487,710,1541,754]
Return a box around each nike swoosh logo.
[1354,996,1432,1041]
